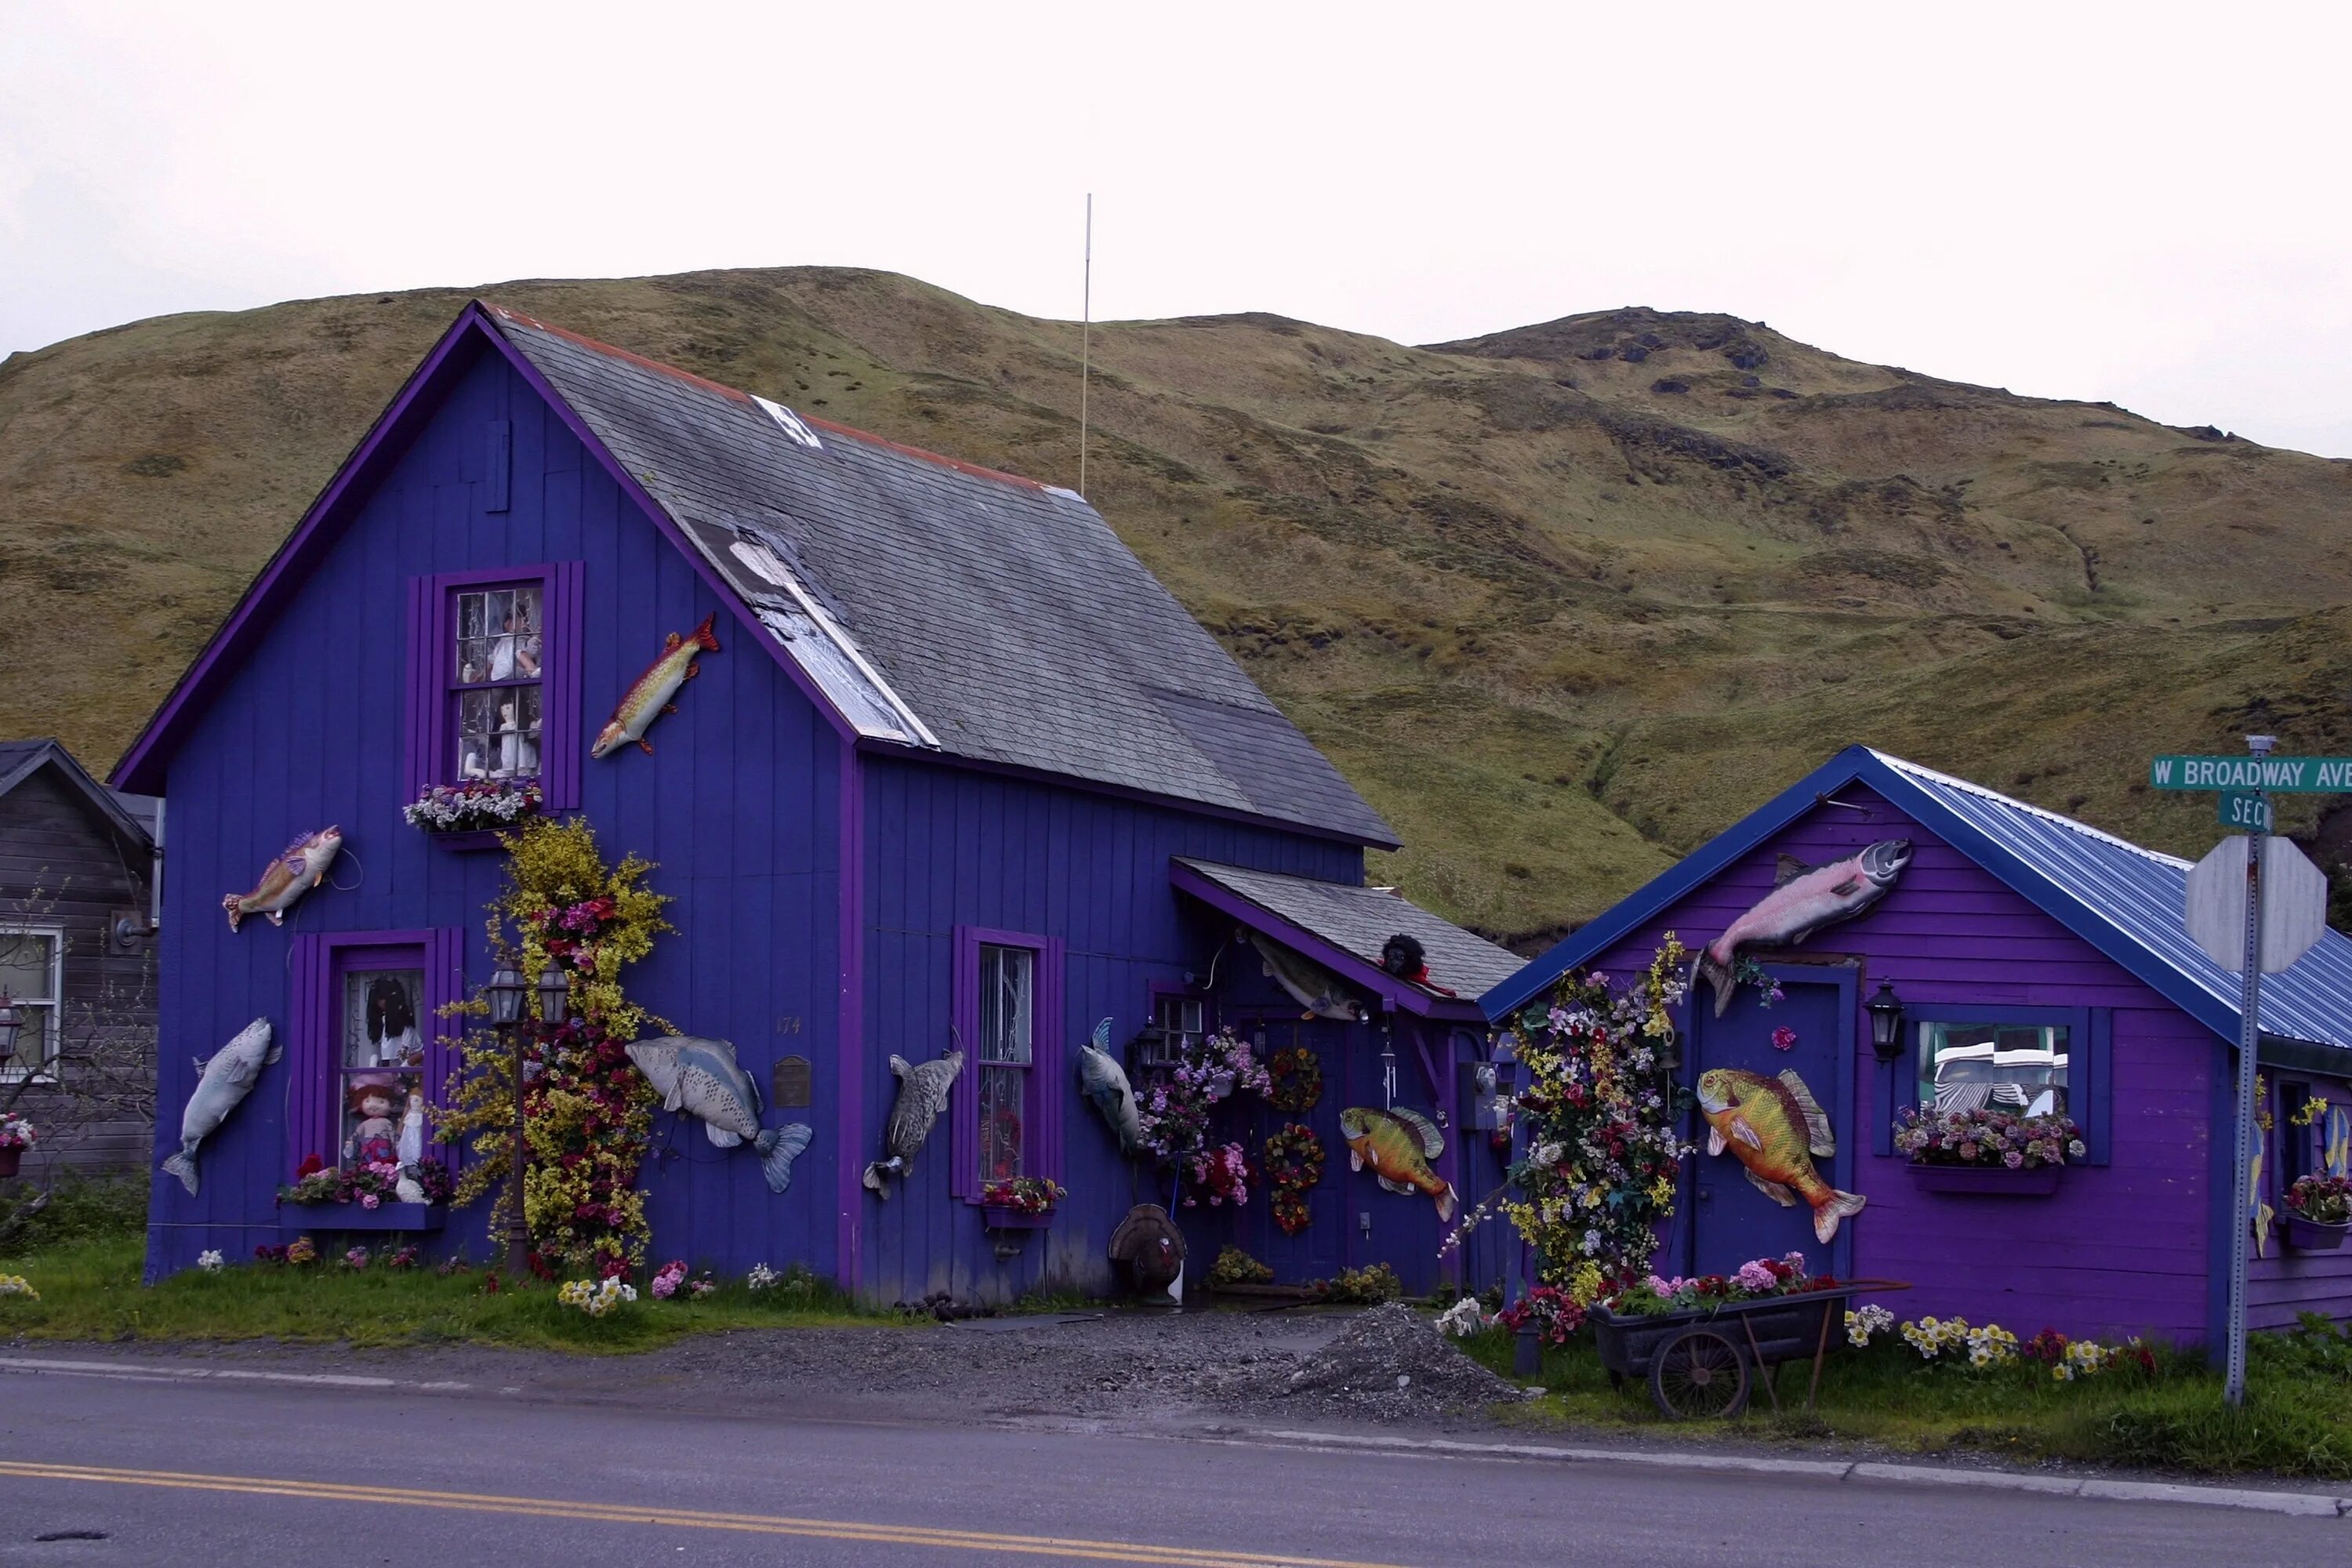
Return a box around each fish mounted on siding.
[625,1036,813,1194]
[593,612,720,759]
[222,826,343,932]
[1692,839,1912,1017]
[1696,1066,1866,1243]
[1075,1017,1144,1156]
[1340,1105,1455,1221]
[161,1018,278,1196]
[862,1045,964,1197]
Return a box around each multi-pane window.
[452,584,543,782]
[339,965,426,1170]
[977,944,1035,1184]
[1155,993,1204,1054]
[0,927,61,1080]
[1917,1021,2070,1120]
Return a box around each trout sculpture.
[1692,840,1912,1016]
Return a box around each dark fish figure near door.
[1692,840,1912,1016]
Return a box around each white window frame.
[0,923,66,1084]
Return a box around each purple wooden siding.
[2250,1067,2352,1330]
[146,345,843,1281]
[1577,786,2220,1342]
[860,754,1364,1305]
[401,561,583,810]
[947,926,1065,1203]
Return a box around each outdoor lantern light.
[486,967,527,1029]
[0,991,19,1063]
[1867,981,1907,1064]
[536,963,570,1027]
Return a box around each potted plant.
[1893,1106,2083,1195]
[277,1156,456,1231]
[2281,1174,2352,1250]
[980,1177,1065,1230]
[404,779,543,848]
[0,1112,32,1178]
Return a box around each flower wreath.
[1262,1122,1325,1236]
[1265,1045,1324,1113]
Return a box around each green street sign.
[2150,756,2352,793]
[2217,790,2274,833]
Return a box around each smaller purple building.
[1484,748,2352,1344]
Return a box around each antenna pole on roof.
[1080,192,1091,499]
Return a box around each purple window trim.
[949,925,1065,1203]
[403,562,583,811]
[286,929,463,1181]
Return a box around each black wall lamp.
[1867,981,1906,1064]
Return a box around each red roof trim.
[481,304,753,405]
[801,415,1048,492]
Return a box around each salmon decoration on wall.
[1692,839,1913,1016]
[592,612,721,759]
[1340,1105,1455,1221]
[1697,1067,1866,1243]
[222,826,343,931]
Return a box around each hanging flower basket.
[0,1147,20,1179]
[1906,1163,2061,1196]
[2282,1175,2352,1249]
[2282,1216,2350,1251]
[0,1113,34,1178]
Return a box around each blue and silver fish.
[626,1035,813,1194]
[1075,1017,1143,1156]
[162,1018,278,1196]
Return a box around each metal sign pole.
[2223,797,2267,1408]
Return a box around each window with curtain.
[1916,1020,2070,1120]
[0,926,62,1080]
[977,943,1035,1184]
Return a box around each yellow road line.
[0,1461,1412,1568]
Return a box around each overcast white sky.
[5,2,2349,455]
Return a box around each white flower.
[196,1250,224,1273]
[1436,1297,1490,1338]
[747,1263,779,1291]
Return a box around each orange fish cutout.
[1696,1067,1865,1243]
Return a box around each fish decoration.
[1251,933,1365,1022]
[1107,1203,1187,1304]
[1339,1105,1455,1221]
[222,826,343,932]
[862,1046,964,1198]
[1693,839,1912,1017]
[626,1036,813,1194]
[1696,1067,1867,1243]
[1075,1017,1144,1156]
[161,1018,279,1196]
[2327,1107,2351,1178]
[593,612,720,758]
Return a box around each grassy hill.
[4,268,2347,946]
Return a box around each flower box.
[279,1201,445,1232]
[2282,1216,2350,1252]
[981,1206,1054,1230]
[0,1147,20,1178]
[1906,1162,2061,1196]
[423,829,508,853]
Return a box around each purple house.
[1483,748,2352,1343]
[110,301,1519,1302]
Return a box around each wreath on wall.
[1263,1122,1325,1236]
[1265,1045,1324,1113]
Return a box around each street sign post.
[2217,790,2274,833]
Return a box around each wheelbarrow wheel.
[1648,1327,1749,1420]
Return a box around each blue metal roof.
[1483,746,2352,1054]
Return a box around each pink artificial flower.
[1770,1026,1798,1051]
[361,1192,380,1210]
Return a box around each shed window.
[978,944,1036,1182]
[952,926,1063,1202]
[1917,1021,2070,1120]
[1156,993,1205,1054]
[286,930,463,1185]
[452,584,543,782]
[0,926,64,1081]
[339,964,428,1170]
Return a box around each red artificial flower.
[296,1153,325,1178]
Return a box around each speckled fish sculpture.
[162,1018,278,1196]
[222,826,342,932]
[1340,1105,1454,1221]
[626,1035,812,1194]
[1075,1017,1144,1156]
[593,613,720,758]
[862,1047,964,1197]
[1697,1067,1866,1243]
[1693,840,1912,1016]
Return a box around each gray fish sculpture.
[1074,1016,1143,1156]
[162,1018,279,1196]
[1692,839,1914,1017]
[862,1046,964,1198]
[625,1035,814,1195]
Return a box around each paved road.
[0,1361,2341,1566]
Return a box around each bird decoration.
[1107,1203,1186,1304]
[625,1035,814,1194]
[862,1043,964,1198]
[1074,1017,1144,1156]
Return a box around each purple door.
[1686,971,1854,1279]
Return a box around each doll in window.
[365,976,423,1067]
[343,1077,401,1168]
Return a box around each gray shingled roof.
[1174,858,1523,999]
[487,309,1396,848]
[0,738,157,851]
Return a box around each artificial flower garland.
[1261,1122,1324,1235]
[438,817,673,1278]
[1264,1044,1324,1112]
